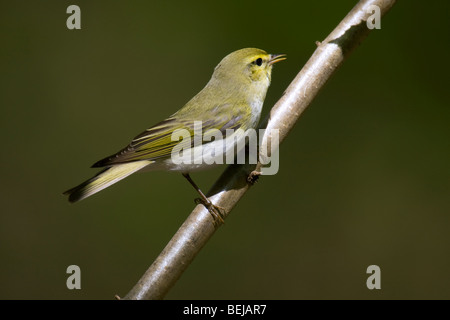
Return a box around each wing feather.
[91,105,245,168]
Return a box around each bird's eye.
[254,58,263,66]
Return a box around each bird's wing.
[92,106,243,167]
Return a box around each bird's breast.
[248,97,264,129]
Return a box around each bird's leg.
[182,173,226,226]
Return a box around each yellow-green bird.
[64,48,285,220]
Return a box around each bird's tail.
[63,160,153,203]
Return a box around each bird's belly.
[156,128,250,172]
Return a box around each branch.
[122,0,397,300]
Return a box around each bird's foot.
[194,197,226,227]
[247,170,262,185]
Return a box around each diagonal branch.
[122,0,397,300]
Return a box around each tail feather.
[63,160,153,203]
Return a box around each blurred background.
[1,0,449,299]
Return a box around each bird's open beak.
[269,53,287,65]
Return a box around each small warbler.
[64,48,285,222]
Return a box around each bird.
[63,48,286,223]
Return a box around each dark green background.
[1,1,449,299]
